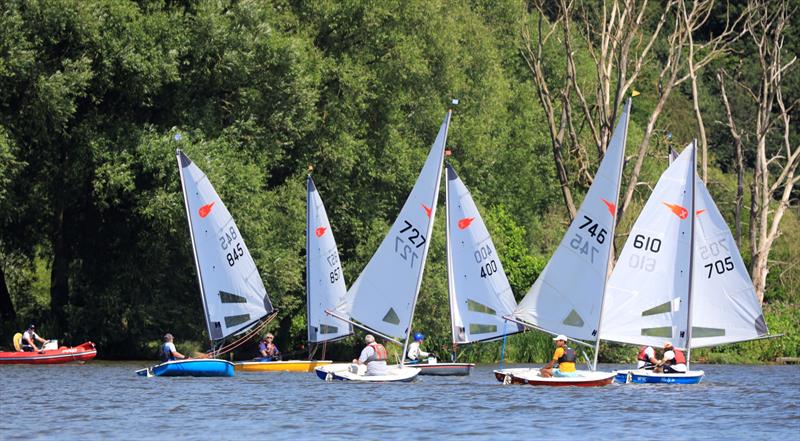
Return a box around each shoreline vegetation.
[0,1,797,363]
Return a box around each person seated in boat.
[636,345,659,370]
[20,324,47,352]
[406,332,431,363]
[540,335,578,378]
[160,333,188,362]
[353,334,388,376]
[656,342,687,374]
[257,333,280,361]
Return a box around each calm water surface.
[1,362,798,440]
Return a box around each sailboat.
[137,149,277,377]
[433,162,524,375]
[601,142,772,384]
[315,108,453,382]
[494,98,632,387]
[236,174,349,373]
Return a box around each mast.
[685,140,698,369]
[400,104,454,366]
[306,172,313,346]
[176,150,214,347]
[592,97,631,371]
[444,161,459,346]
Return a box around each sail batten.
[337,112,451,339]
[176,150,274,343]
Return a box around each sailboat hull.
[235,360,332,373]
[494,368,615,387]
[136,359,235,377]
[408,361,474,376]
[614,369,704,384]
[315,363,420,382]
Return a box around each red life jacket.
[637,346,651,362]
[672,348,686,364]
[367,343,387,362]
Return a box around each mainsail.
[601,143,696,349]
[445,163,522,344]
[336,111,451,339]
[512,98,631,341]
[176,150,274,343]
[306,176,352,343]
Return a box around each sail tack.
[513,99,631,341]
[306,176,352,343]
[176,150,274,342]
[445,164,522,344]
[337,112,451,339]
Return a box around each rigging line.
[213,311,278,356]
[502,315,594,349]
[324,309,403,346]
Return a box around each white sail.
[445,163,522,344]
[306,176,352,343]
[601,143,695,349]
[513,99,631,341]
[337,111,451,339]
[176,150,274,342]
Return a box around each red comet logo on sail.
[696,209,706,216]
[663,202,688,220]
[601,198,616,217]
[315,227,327,237]
[457,217,474,230]
[421,204,432,218]
[198,202,215,218]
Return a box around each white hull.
[315,363,420,382]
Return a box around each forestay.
[513,99,630,341]
[336,112,451,339]
[601,144,695,349]
[306,176,352,343]
[445,163,522,344]
[176,150,274,342]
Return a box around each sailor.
[540,334,577,378]
[20,324,47,352]
[406,332,430,363]
[657,342,687,373]
[160,333,187,362]
[257,333,280,361]
[352,334,388,376]
[636,345,659,370]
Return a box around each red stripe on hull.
[493,370,613,387]
[0,342,97,365]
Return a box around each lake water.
[1,362,798,440]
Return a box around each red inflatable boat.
[0,342,97,364]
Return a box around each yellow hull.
[234,360,333,373]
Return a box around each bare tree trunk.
[716,70,745,246]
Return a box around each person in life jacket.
[257,333,280,361]
[352,334,388,376]
[406,332,431,363]
[20,324,47,352]
[159,333,188,362]
[541,334,578,378]
[637,345,659,370]
[656,342,687,373]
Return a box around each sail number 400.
[474,245,497,278]
[395,220,426,268]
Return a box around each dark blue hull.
[137,359,235,377]
[614,369,704,384]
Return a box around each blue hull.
[137,359,235,377]
[614,370,704,384]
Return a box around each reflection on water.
[0,362,798,440]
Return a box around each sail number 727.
[395,220,427,268]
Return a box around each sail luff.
[401,109,452,363]
[686,140,698,369]
[176,149,214,342]
[445,160,459,345]
[591,97,631,370]
[306,175,312,343]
